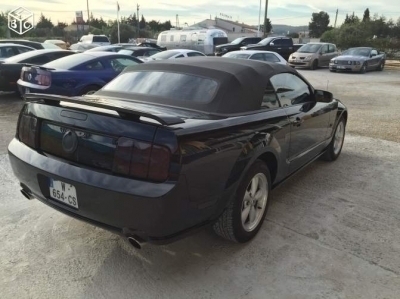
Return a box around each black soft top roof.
[99,57,298,114]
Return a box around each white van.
[78,34,110,46]
[157,28,228,55]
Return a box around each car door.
[269,72,332,173]
[328,44,338,61]
[107,57,140,73]
[319,44,330,66]
[82,60,114,82]
[369,49,380,68]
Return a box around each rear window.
[119,49,134,55]
[93,36,110,43]
[102,71,218,103]
[150,51,179,59]
[223,53,251,59]
[43,53,94,69]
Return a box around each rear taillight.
[113,137,171,182]
[36,74,51,86]
[18,114,38,148]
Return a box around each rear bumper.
[17,80,72,97]
[8,138,217,244]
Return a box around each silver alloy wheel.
[333,121,345,155]
[241,173,268,232]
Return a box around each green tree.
[363,8,370,22]
[109,23,135,43]
[36,13,54,29]
[309,11,330,37]
[139,15,146,29]
[344,12,360,25]
[260,18,272,35]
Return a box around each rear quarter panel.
[175,109,291,217]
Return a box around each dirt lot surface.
[1,68,400,299]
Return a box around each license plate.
[337,66,345,69]
[49,179,78,208]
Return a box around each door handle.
[292,117,303,127]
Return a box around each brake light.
[36,74,51,86]
[18,114,38,148]
[113,137,171,182]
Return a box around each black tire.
[310,59,318,70]
[359,63,367,74]
[321,117,346,161]
[213,160,271,243]
[377,61,385,71]
[79,85,100,96]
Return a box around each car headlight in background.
[304,56,312,61]
[355,61,361,65]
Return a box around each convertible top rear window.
[102,71,218,103]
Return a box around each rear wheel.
[213,160,271,243]
[79,85,100,96]
[321,117,346,161]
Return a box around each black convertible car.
[8,57,347,248]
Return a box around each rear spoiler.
[24,93,185,126]
[22,64,55,70]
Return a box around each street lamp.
[257,0,261,37]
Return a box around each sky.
[3,0,400,27]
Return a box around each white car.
[141,49,206,62]
[78,34,110,46]
[222,50,287,65]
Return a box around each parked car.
[240,36,303,61]
[222,50,287,65]
[69,43,99,52]
[9,57,347,248]
[0,43,35,61]
[141,49,206,61]
[78,34,110,46]
[44,40,67,49]
[214,36,262,56]
[86,45,124,53]
[17,52,143,97]
[329,47,386,73]
[0,39,44,49]
[118,47,162,59]
[288,43,338,70]
[0,49,75,93]
[136,42,166,51]
[114,43,138,48]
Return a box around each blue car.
[17,52,143,97]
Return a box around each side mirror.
[270,42,274,46]
[315,90,333,103]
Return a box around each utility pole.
[334,9,338,28]
[87,0,90,32]
[257,0,261,37]
[263,0,269,37]
[137,4,140,38]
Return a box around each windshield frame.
[230,38,244,45]
[258,37,274,45]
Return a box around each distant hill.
[250,24,309,35]
[271,24,309,35]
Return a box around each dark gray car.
[329,47,386,73]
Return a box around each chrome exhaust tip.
[21,189,35,200]
[127,236,142,249]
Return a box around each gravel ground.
[1,68,400,299]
